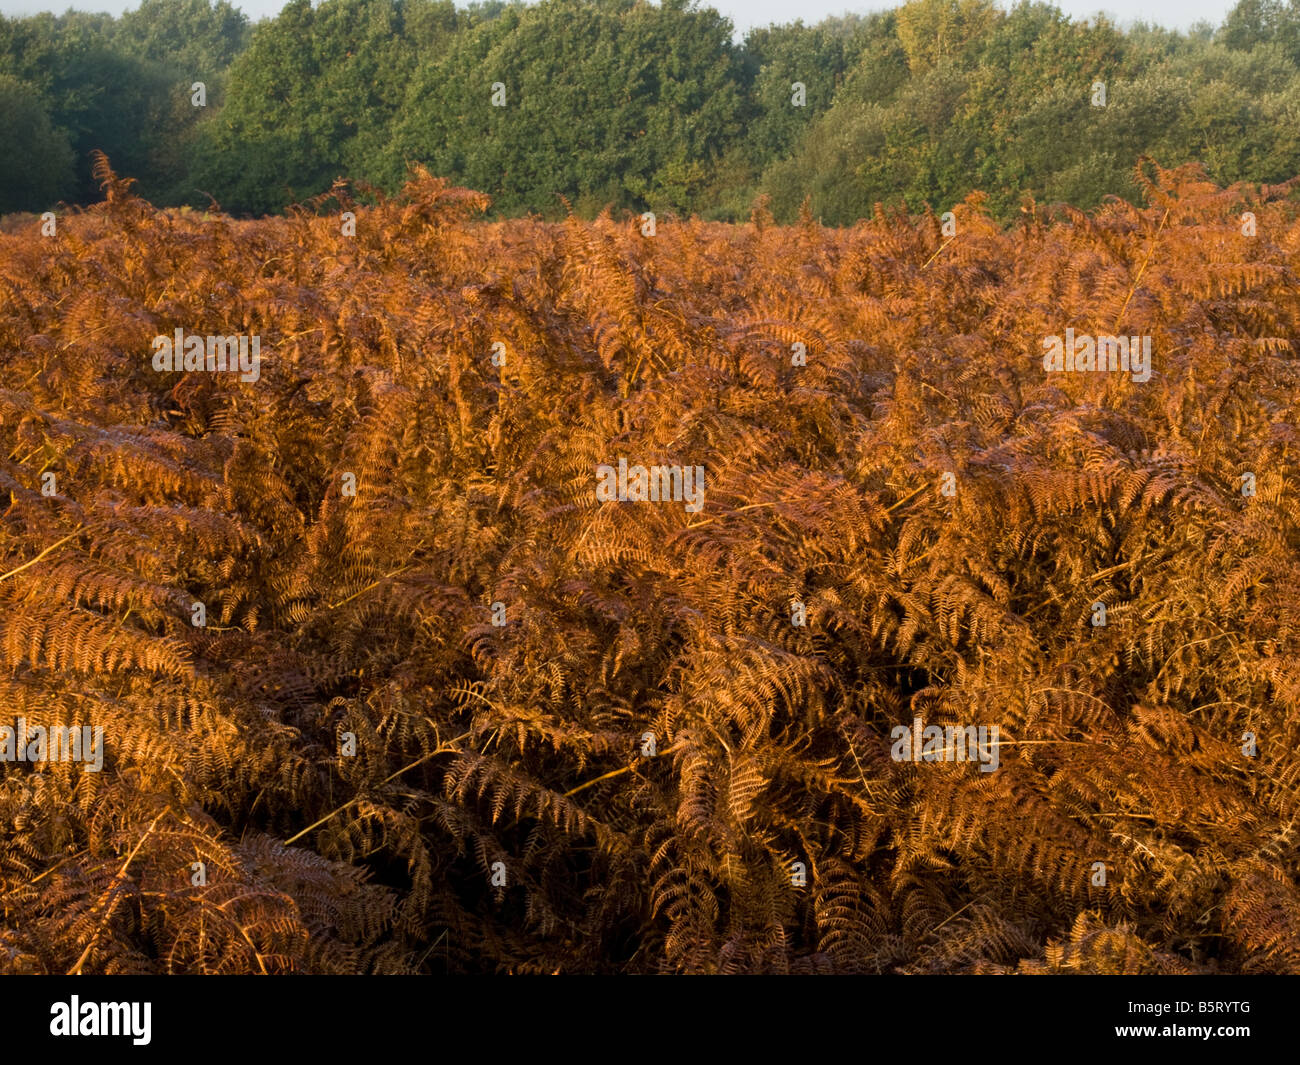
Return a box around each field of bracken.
[1,154,1298,973]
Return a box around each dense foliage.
[1,157,1298,973]
[6,0,1300,220]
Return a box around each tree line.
[3,0,1300,221]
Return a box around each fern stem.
[0,525,87,584]
[561,764,635,798]
[920,237,956,270]
[884,483,929,514]
[1084,553,1152,582]
[1112,207,1170,331]
[68,811,168,975]
[323,566,413,610]
[930,893,991,933]
[683,502,778,531]
[562,740,686,797]
[283,732,472,846]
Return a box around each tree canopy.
[2,0,1299,221]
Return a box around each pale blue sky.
[0,0,1243,36]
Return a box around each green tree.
[0,73,75,212]
[0,6,248,204]
[386,0,746,217]
[740,17,875,168]
[894,0,999,72]
[192,0,455,214]
[114,0,250,70]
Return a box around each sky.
[0,0,1243,36]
